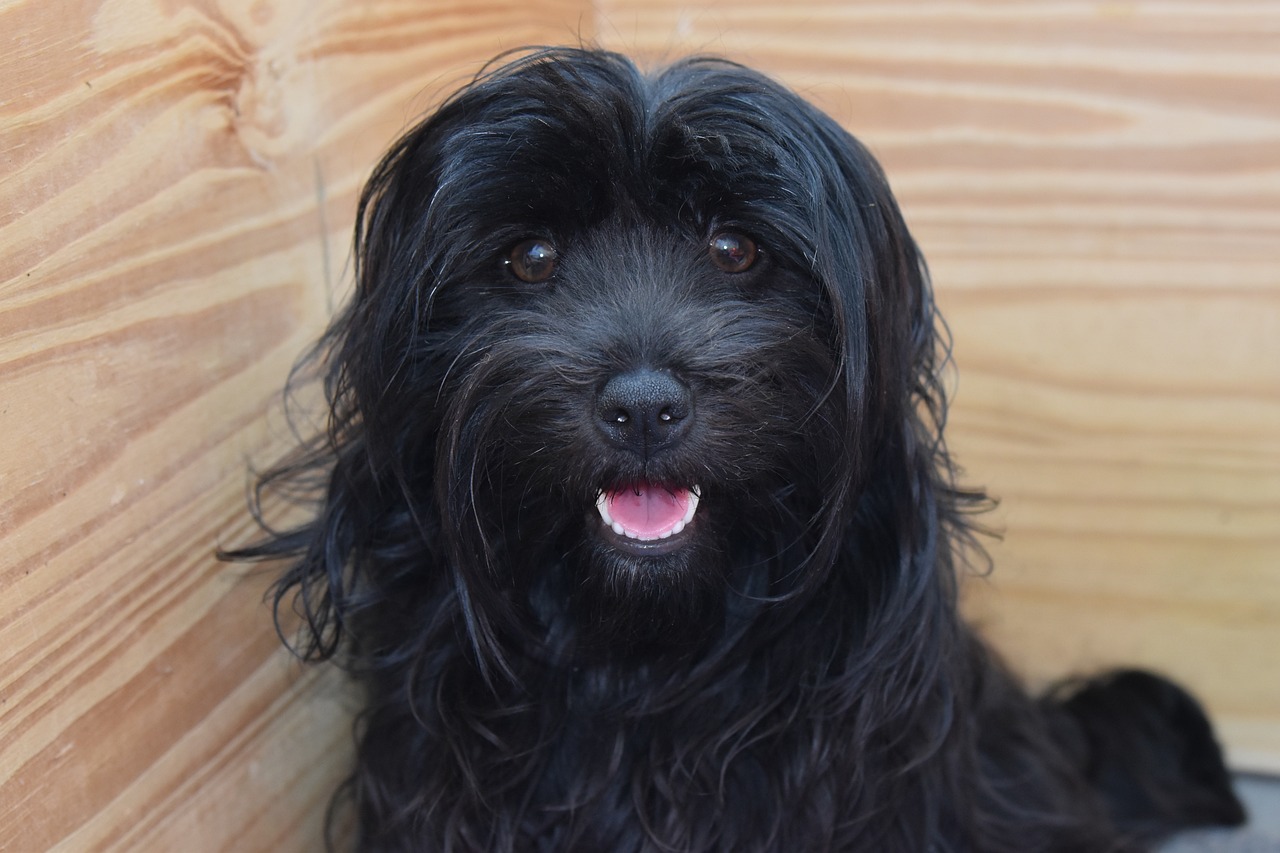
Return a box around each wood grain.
[1,1,591,849]
[1,1,1276,849]
[593,0,1280,771]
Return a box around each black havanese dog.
[228,47,1246,851]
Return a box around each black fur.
[226,48,1245,851]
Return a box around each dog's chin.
[595,516,696,557]
[570,508,728,654]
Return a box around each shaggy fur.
[227,48,1245,851]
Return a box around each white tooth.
[597,492,613,525]
[669,520,684,536]
[611,522,626,536]
[682,490,698,523]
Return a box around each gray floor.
[1239,775,1280,833]
[1160,775,1280,852]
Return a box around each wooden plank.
[0,1,591,849]
[593,0,1280,771]
[3,1,1278,849]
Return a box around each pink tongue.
[606,483,690,537]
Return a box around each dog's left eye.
[708,232,758,273]
[506,239,559,283]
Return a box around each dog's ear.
[219,97,473,662]
[778,91,987,603]
[802,114,939,450]
[765,99,944,489]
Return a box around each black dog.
[229,48,1246,851]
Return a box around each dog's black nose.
[596,369,692,456]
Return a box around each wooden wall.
[1,0,1276,848]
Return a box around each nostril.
[595,369,693,454]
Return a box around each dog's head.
[249,48,969,673]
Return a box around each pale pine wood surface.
[1,1,1276,849]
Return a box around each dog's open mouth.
[595,481,700,555]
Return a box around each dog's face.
[448,222,839,645]
[325,49,937,655]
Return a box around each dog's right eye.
[708,232,758,273]
[506,239,558,283]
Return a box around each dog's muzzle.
[593,368,701,555]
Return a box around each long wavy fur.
[226,48,1244,851]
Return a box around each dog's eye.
[708,232,758,273]
[506,239,558,283]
